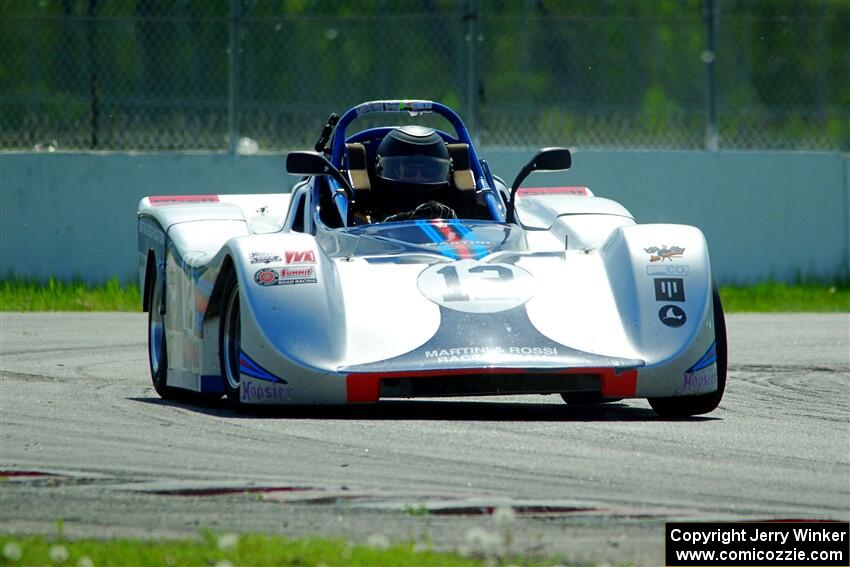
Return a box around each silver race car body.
[138,100,726,416]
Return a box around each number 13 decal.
[436,264,514,302]
[418,260,534,314]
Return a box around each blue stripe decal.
[239,351,287,383]
[449,220,489,260]
[688,341,717,372]
[416,220,460,260]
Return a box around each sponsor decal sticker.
[250,252,281,264]
[424,345,559,364]
[678,365,718,395]
[253,267,317,286]
[654,278,685,302]
[254,268,278,286]
[658,304,687,327]
[417,259,535,314]
[647,264,690,277]
[284,250,316,264]
[644,244,685,262]
[240,376,295,403]
[279,266,317,286]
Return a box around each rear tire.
[219,270,243,406]
[648,284,727,417]
[147,270,175,399]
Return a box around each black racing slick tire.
[219,270,243,406]
[648,284,728,418]
[147,270,175,399]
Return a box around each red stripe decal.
[150,195,220,205]
[516,187,588,197]
[346,376,380,403]
[600,369,638,398]
[435,223,473,259]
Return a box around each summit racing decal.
[417,259,535,314]
[279,266,317,285]
[644,245,685,262]
[253,267,317,286]
[254,268,278,286]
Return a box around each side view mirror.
[285,150,354,202]
[507,147,571,222]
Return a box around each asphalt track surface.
[1,312,848,565]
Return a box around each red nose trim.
[345,368,637,403]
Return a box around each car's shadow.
[129,396,717,422]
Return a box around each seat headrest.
[447,143,476,191]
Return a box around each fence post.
[227,0,240,154]
[87,0,99,149]
[465,0,479,142]
[703,0,718,150]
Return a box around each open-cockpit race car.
[138,100,726,416]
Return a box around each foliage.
[0,533,505,567]
[1,0,847,150]
[0,277,140,311]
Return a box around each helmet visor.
[379,156,451,184]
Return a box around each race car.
[137,99,726,417]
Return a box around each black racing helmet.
[374,126,451,211]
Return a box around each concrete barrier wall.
[1,150,847,284]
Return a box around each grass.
[0,532,549,567]
[718,282,850,312]
[0,278,140,312]
[0,278,848,313]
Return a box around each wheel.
[219,270,242,405]
[560,392,623,405]
[648,284,728,417]
[147,270,175,398]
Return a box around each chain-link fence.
[2,0,848,152]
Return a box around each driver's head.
[374,126,451,214]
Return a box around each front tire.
[147,270,174,398]
[219,270,243,405]
[648,284,728,417]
